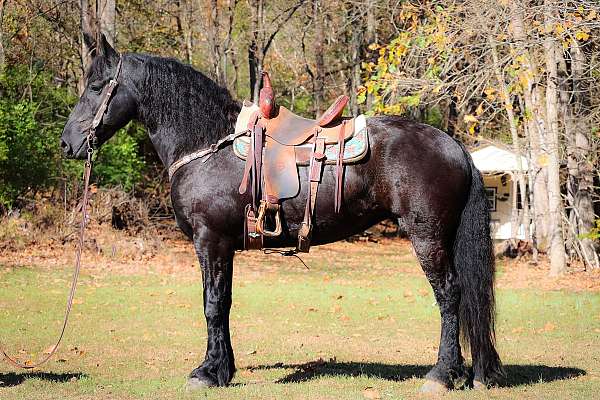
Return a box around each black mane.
[129,53,241,161]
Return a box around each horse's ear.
[98,33,118,60]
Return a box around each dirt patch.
[497,257,600,292]
[1,222,598,292]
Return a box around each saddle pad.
[233,114,368,165]
[234,101,259,135]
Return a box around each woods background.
[1,0,599,276]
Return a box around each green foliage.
[361,6,452,117]
[424,106,444,129]
[579,219,600,241]
[0,65,149,210]
[94,123,146,191]
[0,66,74,208]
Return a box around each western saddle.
[237,72,367,252]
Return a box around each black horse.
[60,34,502,392]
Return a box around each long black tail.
[454,143,503,384]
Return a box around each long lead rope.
[1,55,122,369]
[0,136,94,369]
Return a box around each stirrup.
[256,200,283,237]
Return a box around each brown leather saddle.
[237,72,368,252]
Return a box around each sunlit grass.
[1,244,599,399]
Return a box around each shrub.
[94,122,146,191]
[0,66,72,209]
[0,65,148,211]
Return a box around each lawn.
[1,240,599,399]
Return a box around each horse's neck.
[144,125,181,168]
[136,94,236,170]
[138,71,240,168]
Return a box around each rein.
[0,55,122,369]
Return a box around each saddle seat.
[265,96,353,146]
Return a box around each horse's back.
[366,116,471,236]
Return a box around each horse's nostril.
[60,139,72,155]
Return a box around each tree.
[360,0,600,274]
[79,0,116,93]
[203,0,237,87]
[247,0,306,103]
[543,0,567,275]
[312,0,324,115]
[0,0,5,74]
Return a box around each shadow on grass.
[0,372,86,388]
[248,360,585,387]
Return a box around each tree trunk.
[313,0,324,116]
[221,0,236,88]
[247,0,305,103]
[231,45,240,96]
[348,4,362,115]
[509,0,550,252]
[490,41,530,241]
[562,39,599,269]
[79,0,93,94]
[177,0,193,64]
[365,0,375,110]
[248,0,263,103]
[543,0,566,276]
[206,0,221,81]
[98,0,115,46]
[249,40,261,104]
[0,0,5,74]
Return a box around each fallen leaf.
[340,315,351,322]
[418,288,429,297]
[511,326,524,334]
[363,387,381,399]
[540,322,556,333]
[245,349,257,355]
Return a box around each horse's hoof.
[185,377,215,392]
[472,380,487,390]
[420,379,449,394]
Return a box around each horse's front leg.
[187,227,236,389]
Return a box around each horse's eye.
[90,84,103,93]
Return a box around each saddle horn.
[259,72,275,119]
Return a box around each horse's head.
[61,32,137,159]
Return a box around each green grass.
[1,244,599,399]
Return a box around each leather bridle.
[0,55,123,369]
[88,55,123,148]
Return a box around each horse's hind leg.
[186,227,236,389]
[410,235,469,392]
